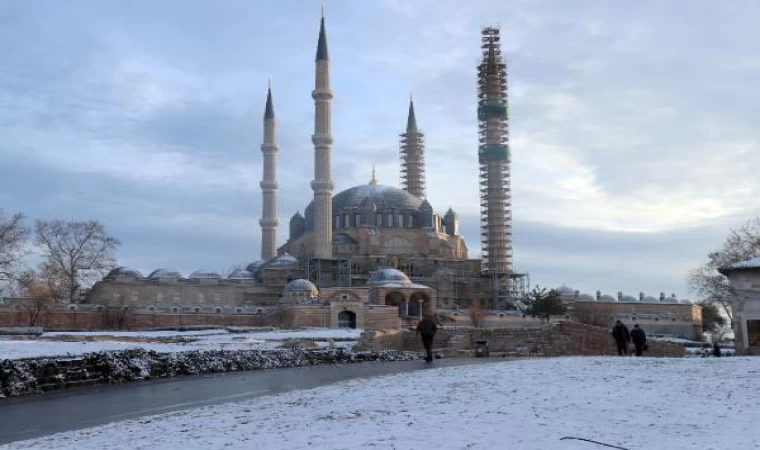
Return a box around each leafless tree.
[469,299,485,327]
[0,211,29,282]
[16,271,57,326]
[34,220,121,303]
[689,218,760,321]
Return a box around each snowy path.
[2,356,757,449]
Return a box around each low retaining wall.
[357,322,685,357]
[0,348,419,398]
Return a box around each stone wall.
[0,348,419,398]
[357,321,685,357]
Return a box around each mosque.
[84,12,701,337]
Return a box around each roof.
[316,16,328,61]
[188,270,222,280]
[264,86,274,120]
[106,267,144,279]
[406,97,417,131]
[228,269,255,280]
[728,257,760,270]
[283,278,318,293]
[147,269,182,279]
[332,183,424,211]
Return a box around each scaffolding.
[305,258,352,289]
[478,27,513,274]
[399,97,426,198]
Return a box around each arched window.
[376,213,382,226]
[355,214,361,226]
[387,214,393,227]
[397,214,403,227]
[335,215,341,229]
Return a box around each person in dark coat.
[712,341,722,357]
[630,324,646,356]
[611,320,630,356]
[416,316,438,362]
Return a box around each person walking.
[611,320,630,356]
[630,324,646,357]
[416,315,438,362]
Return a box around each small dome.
[620,295,638,303]
[598,294,617,302]
[246,260,265,272]
[577,293,595,302]
[680,298,692,304]
[106,267,144,279]
[228,269,255,280]
[367,268,412,287]
[148,269,182,279]
[662,296,679,304]
[263,252,300,269]
[556,285,575,296]
[283,278,318,293]
[643,296,659,303]
[188,270,222,280]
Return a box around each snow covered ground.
[0,329,363,360]
[3,356,758,449]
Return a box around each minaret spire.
[400,94,426,198]
[369,164,377,185]
[260,82,279,260]
[311,8,334,258]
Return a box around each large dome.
[333,184,423,211]
[283,278,318,293]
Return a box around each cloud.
[1,0,759,297]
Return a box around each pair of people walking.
[612,320,647,356]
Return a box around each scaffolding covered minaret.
[400,94,426,198]
[478,27,512,273]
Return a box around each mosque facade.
[84,12,701,337]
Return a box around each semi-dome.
[598,294,617,302]
[106,267,144,279]
[283,278,318,293]
[228,269,255,280]
[262,252,300,269]
[246,260,265,273]
[188,270,222,280]
[367,268,412,287]
[148,268,182,279]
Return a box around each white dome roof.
[188,270,222,280]
[598,294,617,302]
[643,296,659,303]
[576,293,595,302]
[620,295,638,303]
[245,260,265,273]
[662,296,679,304]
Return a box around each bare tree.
[35,220,121,303]
[16,271,57,326]
[0,211,29,281]
[469,298,484,327]
[689,218,760,321]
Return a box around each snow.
[0,329,363,360]
[3,356,759,449]
[730,256,760,269]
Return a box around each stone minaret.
[400,93,426,198]
[259,82,279,260]
[311,11,334,258]
[478,27,512,272]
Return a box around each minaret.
[311,9,334,258]
[400,93,426,198]
[259,81,279,260]
[478,27,512,272]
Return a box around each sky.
[1,0,759,298]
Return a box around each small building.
[720,257,760,355]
